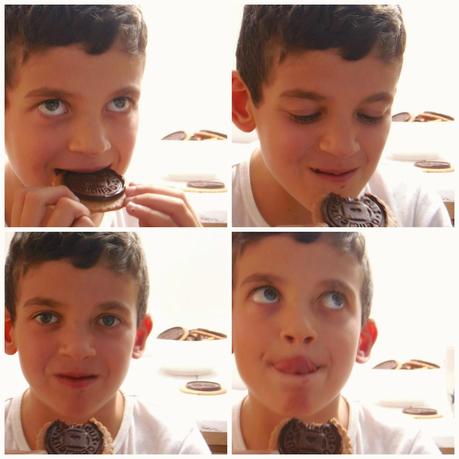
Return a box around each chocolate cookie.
[157,326,189,340]
[55,168,126,213]
[321,193,387,227]
[181,380,226,395]
[373,360,399,370]
[44,420,104,454]
[403,407,438,416]
[277,418,343,454]
[414,160,453,173]
[162,129,227,140]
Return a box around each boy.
[232,232,440,453]
[232,5,451,227]
[5,232,210,453]
[5,5,201,227]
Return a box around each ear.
[232,70,256,132]
[132,314,153,359]
[5,309,18,355]
[356,318,378,363]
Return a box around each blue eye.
[38,99,67,116]
[98,315,120,328]
[107,97,131,112]
[322,291,346,310]
[34,312,59,325]
[252,286,279,304]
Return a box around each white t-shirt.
[100,207,139,227]
[232,155,452,227]
[5,393,210,454]
[232,393,440,454]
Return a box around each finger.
[72,215,96,227]
[126,193,201,227]
[125,184,185,199]
[45,197,92,227]
[11,186,80,227]
[126,202,177,227]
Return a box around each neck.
[240,393,349,451]
[21,389,124,450]
[250,150,315,226]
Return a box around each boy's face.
[233,236,365,419]
[250,49,401,210]
[5,259,148,423]
[5,44,145,187]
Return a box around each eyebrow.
[239,273,286,287]
[21,297,132,314]
[22,297,62,308]
[279,89,393,104]
[25,85,141,100]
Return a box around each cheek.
[361,123,391,165]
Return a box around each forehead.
[8,43,145,95]
[263,48,402,103]
[16,259,139,310]
[234,236,362,289]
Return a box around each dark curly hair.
[236,5,406,105]
[6,4,147,87]
[5,232,149,325]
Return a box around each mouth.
[310,167,358,181]
[55,373,99,388]
[54,165,113,175]
[272,356,319,376]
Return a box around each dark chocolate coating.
[321,193,386,227]
[45,420,104,454]
[187,180,225,189]
[61,168,124,201]
[185,381,221,392]
[403,407,438,416]
[414,160,451,170]
[277,418,342,454]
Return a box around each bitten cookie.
[54,168,126,213]
[269,417,352,454]
[36,418,114,454]
[320,192,397,227]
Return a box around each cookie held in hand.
[269,417,352,454]
[54,168,126,213]
[37,418,114,454]
[320,193,397,227]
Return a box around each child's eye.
[289,112,321,124]
[251,286,280,304]
[357,113,384,124]
[321,291,346,310]
[97,314,121,328]
[33,311,59,325]
[107,97,131,113]
[38,99,68,116]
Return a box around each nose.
[68,112,111,156]
[280,306,318,345]
[58,324,96,360]
[319,115,359,158]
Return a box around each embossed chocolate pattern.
[45,420,104,454]
[278,418,342,454]
[61,169,124,201]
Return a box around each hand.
[10,186,95,227]
[125,184,202,227]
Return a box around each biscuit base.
[268,417,352,454]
